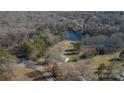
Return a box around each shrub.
[20,38,36,51]
[80,48,97,59]
[0,47,12,60]
[96,47,105,55]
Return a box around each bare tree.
[0,58,16,80]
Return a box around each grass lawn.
[90,51,120,69]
